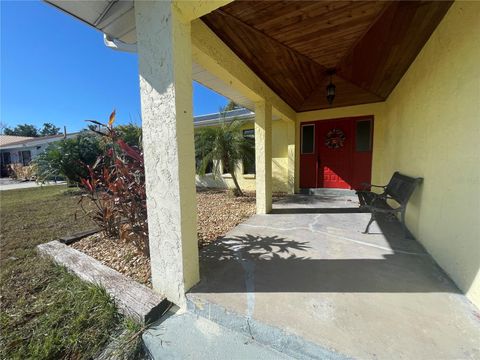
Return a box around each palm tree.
[195,113,254,196]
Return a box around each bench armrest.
[369,184,387,189]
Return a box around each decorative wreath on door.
[325,128,346,149]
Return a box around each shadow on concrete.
[190,215,459,294]
[271,207,369,214]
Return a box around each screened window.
[20,150,32,166]
[355,119,372,152]
[243,129,255,174]
[301,124,315,154]
[2,152,11,165]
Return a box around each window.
[301,124,315,154]
[243,129,254,139]
[243,129,255,174]
[1,152,11,166]
[20,150,32,166]
[355,119,372,152]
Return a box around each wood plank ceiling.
[202,1,452,112]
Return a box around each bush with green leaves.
[116,123,142,148]
[34,132,102,184]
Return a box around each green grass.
[0,185,139,359]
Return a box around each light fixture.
[326,69,336,106]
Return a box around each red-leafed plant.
[79,111,149,257]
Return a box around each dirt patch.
[71,189,273,286]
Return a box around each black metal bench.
[357,172,423,237]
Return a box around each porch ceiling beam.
[174,0,232,22]
[337,1,453,99]
[191,19,296,122]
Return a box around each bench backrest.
[385,172,423,204]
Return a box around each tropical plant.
[195,113,254,196]
[79,111,149,256]
[116,123,142,148]
[34,132,102,184]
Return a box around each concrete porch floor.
[188,192,480,359]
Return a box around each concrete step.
[299,188,357,196]
[186,296,348,360]
[142,310,292,360]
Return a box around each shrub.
[34,132,102,184]
[116,123,142,148]
[79,112,149,256]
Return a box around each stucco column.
[294,118,301,193]
[135,0,199,308]
[255,100,273,214]
[287,120,296,194]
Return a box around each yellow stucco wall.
[299,2,480,307]
[374,2,480,307]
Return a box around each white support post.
[135,0,199,308]
[255,100,273,214]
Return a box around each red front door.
[300,117,373,190]
[316,119,352,189]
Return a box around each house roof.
[46,0,136,44]
[0,133,80,150]
[194,108,254,127]
[0,135,35,147]
[193,108,283,128]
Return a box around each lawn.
[0,186,139,359]
[0,185,263,358]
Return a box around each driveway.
[0,178,67,191]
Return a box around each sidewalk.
[0,178,67,191]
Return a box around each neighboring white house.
[0,133,79,177]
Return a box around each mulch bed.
[71,189,272,287]
[71,232,152,286]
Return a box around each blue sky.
[1,0,228,133]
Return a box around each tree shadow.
[190,215,460,295]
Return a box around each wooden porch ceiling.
[202,1,452,112]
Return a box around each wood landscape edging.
[37,240,170,324]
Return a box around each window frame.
[20,150,32,166]
[242,128,256,175]
[301,124,315,155]
[355,119,373,152]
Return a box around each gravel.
[71,189,265,287]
